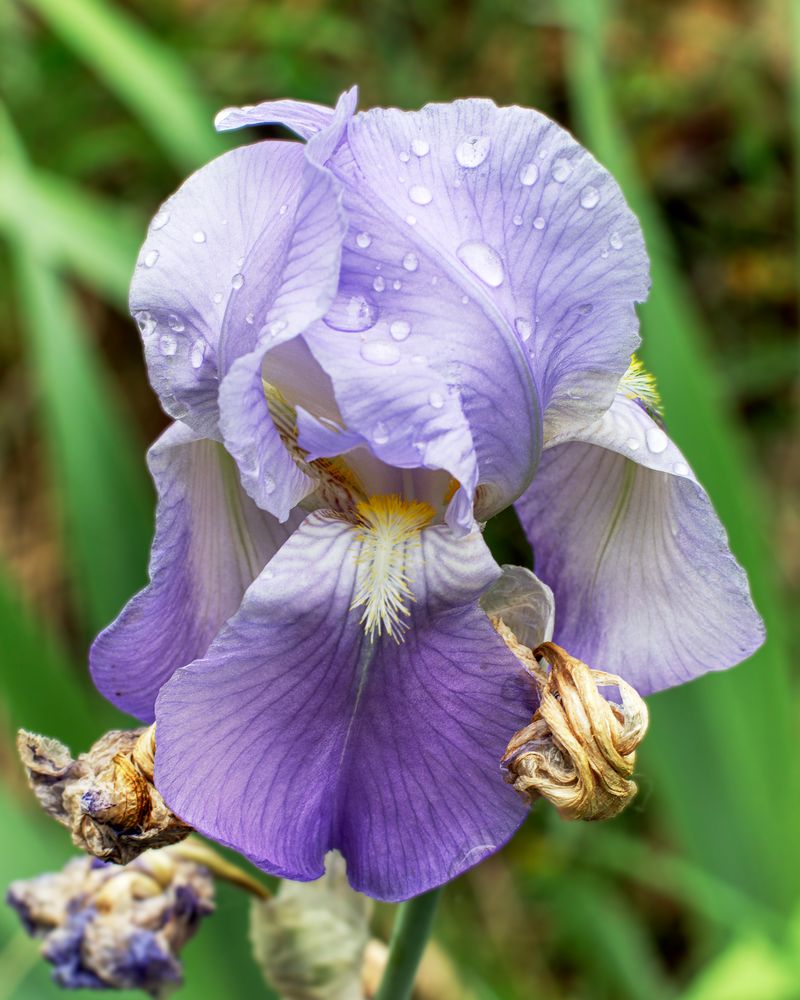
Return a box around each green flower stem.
[374,887,442,1000]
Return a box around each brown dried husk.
[17,725,191,863]
[500,639,649,821]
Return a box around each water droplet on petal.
[151,210,170,231]
[533,216,546,230]
[461,295,469,305]
[580,185,600,209]
[512,214,523,226]
[456,240,504,287]
[231,273,245,289]
[392,279,402,291]
[360,340,401,366]
[266,320,287,337]
[428,390,444,409]
[673,461,690,476]
[356,231,372,249]
[167,313,185,332]
[373,275,386,292]
[601,248,609,259]
[372,421,390,444]
[402,252,419,272]
[190,338,207,368]
[646,427,668,453]
[390,320,411,341]
[514,317,533,342]
[159,333,177,357]
[278,203,288,216]
[324,294,379,333]
[399,151,410,163]
[246,312,255,325]
[143,249,159,268]
[411,138,430,157]
[409,185,432,206]
[610,231,624,250]
[213,292,223,304]
[135,311,156,337]
[455,135,491,168]
[626,437,640,451]
[552,157,572,182]
[519,162,539,186]
[405,214,417,226]
[193,230,206,244]
[264,474,276,495]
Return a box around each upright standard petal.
[131,137,345,449]
[515,395,764,694]
[90,423,302,722]
[214,97,339,138]
[216,92,355,519]
[154,512,532,901]
[297,98,648,514]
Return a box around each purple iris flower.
[90,88,763,901]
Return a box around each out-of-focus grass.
[0,0,797,997]
[566,0,799,912]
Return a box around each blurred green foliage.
[0,0,797,997]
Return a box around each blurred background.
[0,0,798,997]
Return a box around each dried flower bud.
[17,726,191,863]
[250,853,371,1000]
[500,640,648,821]
[6,846,214,995]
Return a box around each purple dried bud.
[6,847,214,996]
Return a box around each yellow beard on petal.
[619,355,663,417]
[351,495,435,642]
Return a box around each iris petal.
[90,423,302,721]
[515,395,764,694]
[215,94,354,518]
[132,141,339,440]
[304,96,648,511]
[154,512,531,900]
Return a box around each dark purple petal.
[154,513,531,901]
[515,395,764,694]
[90,422,302,722]
[110,930,182,992]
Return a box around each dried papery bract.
[17,725,191,863]
[500,640,649,821]
[250,854,371,1000]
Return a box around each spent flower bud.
[7,846,214,996]
[498,638,649,821]
[17,725,191,863]
[250,854,371,1000]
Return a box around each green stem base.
[374,887,443,1000]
